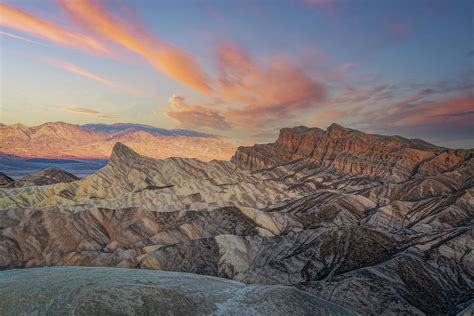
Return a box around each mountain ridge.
[232,123,471,183]
[0,124,472,315]
[0,122,239,161]
[81,122,214,137]
[0,167,80,188]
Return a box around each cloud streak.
[376,95,474,126]
[0,3,111,56]
[59,0,211,94]
[49,60,142,96]
[0,30,48,46]
[66,106,119,118]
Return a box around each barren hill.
[0,124,472,315]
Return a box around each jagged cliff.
[0,124,472,315]
[232,123,471,183]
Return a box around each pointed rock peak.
[36,167,79,179]
[327,123,351,138]
[0,172,14,186]
[110,142,141,164]
[327,122,346,131]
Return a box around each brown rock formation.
[232,123,471,183]
[0,173,13,187]
[7,167,80,188]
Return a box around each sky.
[0,0,473,148]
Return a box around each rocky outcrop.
[0,173,13,187]
[0,266,353,315]
[0,125,472,315]
[7,167,80,187]
[0,142,298,211]
[232,123,470,183]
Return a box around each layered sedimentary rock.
[232,123,471,183]
[0,124,472,315]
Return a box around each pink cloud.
[166,95,231,130]
[216,42,326,127]
[48,59,143,96]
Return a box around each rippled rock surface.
[0,266,353,315]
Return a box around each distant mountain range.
[0,122,240,161]
[0,151,107,178]
[81,123,213,137]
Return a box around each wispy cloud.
[368,95,474,145]
[0,3,112,56]
[66,106,118,118]
[59,0,211,94]
[49,60,142,96]
[375,95,474,126]
[166,95,231,130]
[0,30,48,46]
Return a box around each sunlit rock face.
[0,124,472,315]
[0,122,240,161]
[232,123,471,183]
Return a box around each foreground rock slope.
[0,123,472,315]
[0,266,352,315]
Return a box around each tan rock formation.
[0,124,472,315]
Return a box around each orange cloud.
[0,3,111,56]
[166,95,231,130]
[49,60,142,96]
[66,106,119,118]
[217,42,326,127]
[59,0,211,94]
